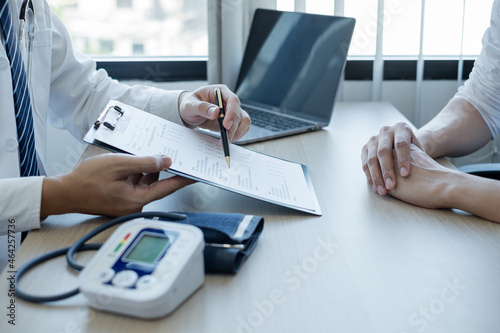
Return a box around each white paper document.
[84,101,321,215]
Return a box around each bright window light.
[345,0,379,56]
[423,0,464,56]
[462,0,494,56]
[48,0,208,57]
[306,0,334,15]
[50,0,493,59]
[382,0,421,56]
[277,0,294,12]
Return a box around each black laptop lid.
[235,9,355,123]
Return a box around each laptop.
[220,9,355,144]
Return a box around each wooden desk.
[2,102,500,333]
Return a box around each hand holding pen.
[215,88,231,168]
[176,85,251,145]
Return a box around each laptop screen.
[235,9,355,123]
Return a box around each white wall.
[340,80,458,125]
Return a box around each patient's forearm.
[417,97,491,159]
[446,173,500,223]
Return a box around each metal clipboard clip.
[94,105,124,130]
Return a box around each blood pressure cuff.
[171,212,264,274]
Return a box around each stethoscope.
[18,0,34,87]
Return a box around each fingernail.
[226,119,234,130]
[385,178,393,189]
[400,167,407,176]
[377,185,384,195]
[372,184,377,192]
[208,106,217,117]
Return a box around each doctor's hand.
[40,154,195,218]
[178,84,251,142]
[361,122,423,196]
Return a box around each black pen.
[215,88,230,168]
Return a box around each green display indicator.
[124,233,170,264]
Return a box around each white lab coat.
[0,0,185,270]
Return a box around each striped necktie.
[0,0,39,177]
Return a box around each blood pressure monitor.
[79,218,205,319]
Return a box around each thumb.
[183,99,219,125]
[141,175,196,203]
[197,101,219,119]
[113,155,172,176]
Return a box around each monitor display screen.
[124,234,170,264]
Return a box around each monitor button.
[136,275,157,289]
[96,268,115,283]
[112,270,138,288]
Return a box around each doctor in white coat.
[0,0,250,270]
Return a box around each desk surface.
[2,102,500,333]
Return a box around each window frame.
[96,57,208,82]
[96,57,475,82]
[344,58,476,81]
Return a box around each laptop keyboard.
[245,106,313,132]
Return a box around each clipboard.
[84,100,322,216]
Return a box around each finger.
[113,155,172,177]
[202,121,224,133]
[230,109,251,142]
[141,176,196,202]
[224,110,241,142]
[218,85,244,142]
[201,101,220,121]
[190,100,220,125]
[365,135,387,195]
[376,126,397,192]
[361,144,375,190]
[362,137,382,193]
[234,122,251,143]
[180,90,220,126]
[219,85,242,119]
[393,123,414,177]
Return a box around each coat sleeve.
[455,0,500,139]
[0,176,43,273]
[0,177,43,235]
[46,11,185,141]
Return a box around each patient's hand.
[387,144,458,209]
[361,122,423,196]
